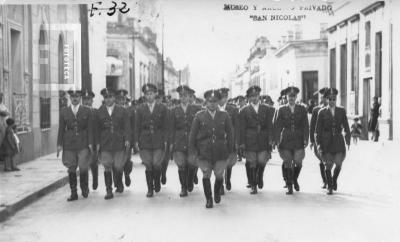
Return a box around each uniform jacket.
[309,105,325,143]
[57,105,94,151]
[189,109,234,163]
[224,104,239,147]
[95,104,130,151]
[239,103,274,152]
[274,104,309,150]
[135,102,168,150]
[169,104,202,153]
[127,106,136,146]
[315,106,350,154]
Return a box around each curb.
[0,175,68,223]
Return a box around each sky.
[157,0,335,95]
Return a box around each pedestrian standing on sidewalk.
[309,87,329,189]
[169,85,200,197]
[1,118,21,172]
[368,96,380,142]
[218,87,239,194]
[274,86,309,195]
[57,90,94,201]
[135,84,168,198]
[114,89,133,192]
[238,85,274,195]
[0,92,10,153]
[81,89,98,190]
[351,117,362,145]
[95,88,131,200]
[315,88,351,195]
[188,89,234,208]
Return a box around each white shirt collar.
[250,102,259,113]
[219,103,227,111]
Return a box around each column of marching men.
[57,83,351,208]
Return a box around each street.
[1,141,399,242]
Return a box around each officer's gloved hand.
[317,145,323,156]
[56,145,62,158]
[303,140,309,149]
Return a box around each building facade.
[0,4,86,163]
[327,0,400,140]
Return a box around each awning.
[106,56,123,76]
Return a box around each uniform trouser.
[140,149,165,171]
[226,152,238,168]
[244,150,270,168]
[173,151,193,170]
[99,150,126,172]
[279,149,305,168]
[322,152,345,170]
[197,158,228,180]
[62,149,90,173]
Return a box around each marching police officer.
[57,89,94,201]
[239,86,274,194]
[115,89,134,190]
[276,89,289,188]
[315,88,350,195]
[310,87,329,189]
[156,89,170,185]
[95,88,131,199]
[274,86,309,195]
[169,85,200,197]
[188,89,234,208]
[188,88,202,185]
[135,84,168,197]
[81,89,98,190]
[218,88,239,193]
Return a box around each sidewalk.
[0,153,68,222]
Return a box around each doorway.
[302,71,318,106]
[362,78,371,140]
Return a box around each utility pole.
[161,19,165,93]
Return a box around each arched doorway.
[39,25,51,129]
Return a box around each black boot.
[220,184,225,195]
[214,178,223,203]
[250,168,258,195]
[91,163,98,190]
[80,171,89,198]
[257,165,265,189]
[187,168,195,192]
[286,168,293,195]
[193,168,199,184]
[124,161,133,187]
[67,172,78,202]
[178,169,188,197]
[112,168,117,188]
[246,162,251,188]
[104,171,114,200]
[153,169,161,193]
[115,171,124,193]
[145,170,154,197]
[282,164,287,188]
[333,167,341,191]
[203,178,213,208]
[325,169,333,195]
[225,167,232,191]
[161,158,168,185]
[319,162,327,189]
[293,165,302,192]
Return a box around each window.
[340,44,347,108]
[365,21,371,49]
[329,48,336,88]
[375,31,382,98]
[351,40,359,114]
